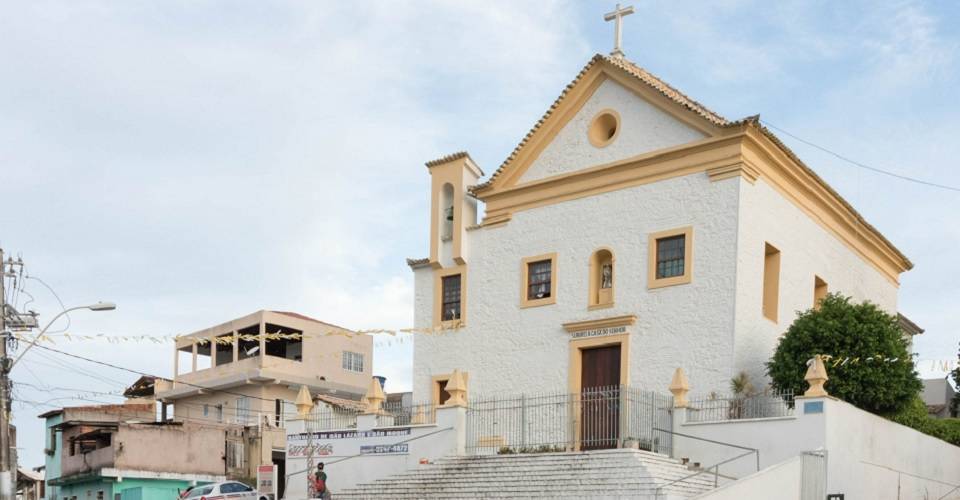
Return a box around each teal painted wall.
[43,414,63,500]
[55,477,199,500]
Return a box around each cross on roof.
[603,3,635,59]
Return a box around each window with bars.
[527,260,553,300]
[342,351,364,373]
[226,440,246,470]
[235,397,253,426]
[441,274,462,321]
[655,235,686,279]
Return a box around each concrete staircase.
[334,449,718,499]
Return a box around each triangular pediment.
[473,54,733,196]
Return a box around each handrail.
[284,425,454,481]
[650,427,760,498]
[652,427,758,454]
[655,449,756,497]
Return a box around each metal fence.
[465,385,673,455]
[686,389,795,423]
[306,406,360,431]
[378,400,437,427]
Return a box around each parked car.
[181,481,266,500]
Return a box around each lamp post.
[0,299,115,500]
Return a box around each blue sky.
[2,1,958,469]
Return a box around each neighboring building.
[922,376,958,419]
[17,467,44,500]
[154,310,372,491]
[39,403,224,500]
[407,53,917,407]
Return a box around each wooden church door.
[580,344,621,450]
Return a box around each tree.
[952,341,959,418]
[766,293,922,415]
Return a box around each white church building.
[406,52,912,407]
[284,12,959,499]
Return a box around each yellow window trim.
[431,372,470,407]
[814,275,828,310]
[433,265,466,328]
[647,226,694,289]
[588,247,615,309]
[762,243,781,323]
[520,252,558,308]
[587,108,622,148]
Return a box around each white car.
[182,481,267,500]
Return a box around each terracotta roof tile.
[472,54,731,193]
[406,257,430,268]
[425,151,470,168]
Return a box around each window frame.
[431,372,470,407]
[342,351,364,373]
[762,242,781,322]
[647,227,693,289]
[520,253,558,308]
[433,265,467,327]
[440,274,463,322]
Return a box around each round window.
[588,110,620,148]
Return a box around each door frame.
[568,333,630,450]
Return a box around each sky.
[2,0,959,469]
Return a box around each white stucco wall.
[413,172,741,401]
[674,397,960,499]
[824,398,960,499]
[517,78,706,184]
[694,457,803,500]
[732,178,900,385]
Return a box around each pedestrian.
[311,462,331,500]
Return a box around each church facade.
[407,54,912,405]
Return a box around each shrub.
[888,397,960,447]
[767,293,922,415]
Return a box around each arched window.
[440,183,455,240]
[589,248,614,308]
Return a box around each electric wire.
[761,120,960,193]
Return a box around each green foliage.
[952,342,959,417]
[766,293,922,415]
[888,397,960,447]
[730,371,756,396]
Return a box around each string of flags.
[10,321,466,349]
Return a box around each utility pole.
[0,247,11,500]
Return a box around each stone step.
[364,469,716,487]
[339,476,714,494]
[369,462,715,484]
[333,450,715,500]
[343,478,714,492]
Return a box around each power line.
[761,120,960,193]
[33,343,300,405]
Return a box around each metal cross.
[603,3,635,59]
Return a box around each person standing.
[311,462,330,500]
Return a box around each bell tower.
[426,152,483,268]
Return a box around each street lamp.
[10,301,117,369]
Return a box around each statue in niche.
[601,263,613,289]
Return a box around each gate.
[465,385,673,455]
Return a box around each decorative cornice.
[563,314,637,333]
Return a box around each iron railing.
[686,389,795,423]
[378,400,437,427]
[306,406,360,431]
[652,427,760,498]
[465,385,673,455]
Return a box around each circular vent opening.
[588,110,620,147]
